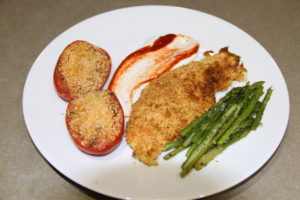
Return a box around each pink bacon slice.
[108,34,199,117]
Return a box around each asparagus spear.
[163,82,272,178]
[164,104,228,159]
[194,127,251,171]
[195,87,272,171]
[179,86,242,137]
[190,88,243,144]
[194,144,226,171]
[164,146,186,160]
[164,86,242,156]
[180,104,238,177]
[164,138,185,151]
[251,87,273,130]
[194,116,254,170]
[164,84,246,162]
[217,82,265,145]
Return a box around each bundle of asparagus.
[164,81,273,177]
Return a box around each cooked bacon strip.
[108,34,199,117]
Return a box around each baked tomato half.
[54,40,111,101]
[66,90,124,155]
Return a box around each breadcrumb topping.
[58,41,110,98]
[66,90,122,147]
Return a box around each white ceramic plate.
[23,5,289,200]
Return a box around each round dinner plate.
[23,5,289,200]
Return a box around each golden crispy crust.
[66,90,124,155]
[126,47,247,165]
[54,40,111,101]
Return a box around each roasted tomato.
[66,90,124,155]
[54,40,111,101]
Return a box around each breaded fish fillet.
[126,47,247,165]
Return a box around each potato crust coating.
[126,47,247,165]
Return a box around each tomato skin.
[53,40,111,101]
[66,117,124,155]
[53,66,73,101]
[65,91,124,155]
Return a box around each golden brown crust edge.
[54,40,111,101]
[126,47,247,166]
[66,90,124,155]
